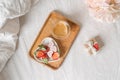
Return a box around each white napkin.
[0,0,39,72]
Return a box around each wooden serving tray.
[29,11,80,70]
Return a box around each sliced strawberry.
[36,50,45,58]
[41,54,48,59]
[36,50,48,59]
[52,52,60,60]
[93,43,99,51]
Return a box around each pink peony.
[86,0,120,23]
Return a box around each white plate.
[33,37,60,63]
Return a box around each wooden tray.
[29,11,80,70]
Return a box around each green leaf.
[38,44,46,51]
[38,44,44,48]
[34,51,37,55]
[41,47,46,51]
[58,49,60,53]
[42,58,48,64]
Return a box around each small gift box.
[84,36,104,55]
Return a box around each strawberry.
[36,50,44,58]
[36,50,47,59]
[41,54,48,59]
[93,43,99,51]
[44,46,50,53]
[52,52,60,60]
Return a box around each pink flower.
[86,0,120,23]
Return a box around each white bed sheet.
[0,0,120,80]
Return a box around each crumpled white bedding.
[0,0,39,72]
[0,18,19,72]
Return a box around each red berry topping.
[36,50,47,59]
[93,43,99,51]
[52,52,60,60]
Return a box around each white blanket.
[0,0,39,72]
